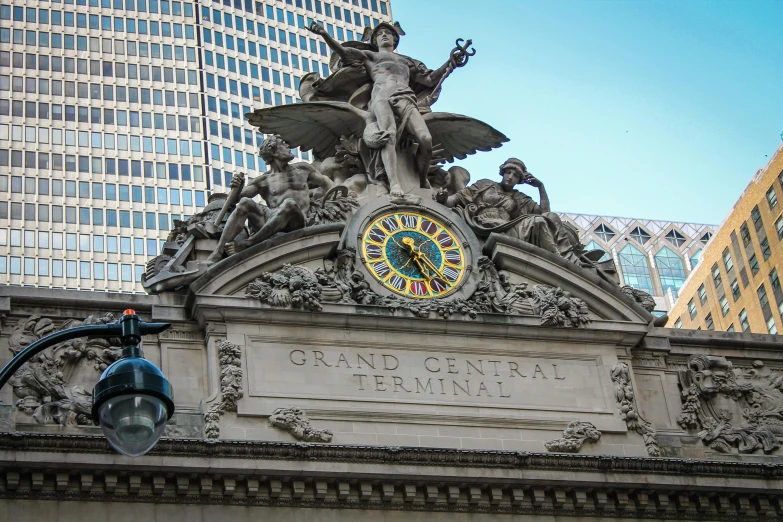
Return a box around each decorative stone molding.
[5,313,122,427]
[678,356,783,454]
[246,265,323,312]
[0,437,782,520]
[159,329,203,341]
[306,186,359,226]
[610,362,660,456]
[544,421,601,453]
[1,468,779,519]
[530,284,590,328]
[631,354,666,368]
[204,340,244,439]
[268,407,333,442]
[2,432,782,478]
[245,251,591,327]
[620,285,656,312]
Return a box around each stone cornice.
[1,433,782,519]
[191,295,649,345]
[1,433,780,481]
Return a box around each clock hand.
[400,236,448,283]
[412,257,432,281]
[418,251,447,282]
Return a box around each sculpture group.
[143,20,621,313]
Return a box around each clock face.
[361,211,466,299]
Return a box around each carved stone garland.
[5,313,122,426]
[544,421,601,453]
[678,355,783,454]
[268,407,333,442]
[610,362,660,456]
[204,340,244,439]
[245,249,591,327]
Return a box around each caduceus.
[422,38,476,108]
[450,38,476,68]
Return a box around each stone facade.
[2,220,783,520]
[1,11,782,520]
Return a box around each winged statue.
[245,21,508,197]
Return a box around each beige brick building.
[668,142,783,333]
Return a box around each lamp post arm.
[0,319,171,391]
[0,323,121,391]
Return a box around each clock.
[361,210,466,299]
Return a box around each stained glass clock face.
[361,211,466,299]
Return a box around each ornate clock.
[360,210,466,299]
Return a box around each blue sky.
[388,0,783,224]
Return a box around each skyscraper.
[0,0,393,292]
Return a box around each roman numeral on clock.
[389,274,406,291]
[368,227,386,243]
[366,244,383,259]
[381,216,399,232]
[400,215,418,229]
[373,262,391,278]
[443,266,460,281]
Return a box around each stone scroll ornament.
[610,362,660,456]
[5,314,122,426]
[245,250,591,327]
[268,407,333,443]
[678,355,783,454]
[204,340,244,439]
[544,421,601,453]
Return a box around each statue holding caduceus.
[306,21,475,196]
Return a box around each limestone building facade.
[668,142,783,333]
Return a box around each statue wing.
[245,102,368,159]
[423,113,509,164]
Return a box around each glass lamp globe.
[92,356,174,457]
[97,394,169,457]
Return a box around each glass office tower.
[0,0,392,292]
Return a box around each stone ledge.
[0,433,780,480]
[0,468,780,520]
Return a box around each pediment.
[185,217,653,329]
[188,224,344,299]
[485,233,654,324]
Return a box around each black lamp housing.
[91,311,174,422]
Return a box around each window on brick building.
[739,309,750,332]
[698,284,707,304]
[767,186,779,209]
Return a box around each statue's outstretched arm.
[307,22,352,61]
[416,60,453,88]
[418,39,476,89]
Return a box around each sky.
[388,0,783,224]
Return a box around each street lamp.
[0,309,174,457]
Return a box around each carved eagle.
[245,101,508,163]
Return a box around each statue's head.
[259,134,295,163]
[362,22,405,50]
[498,158,528,190]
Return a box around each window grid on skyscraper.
[0,0,394,292]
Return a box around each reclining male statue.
[205,135,334,264]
